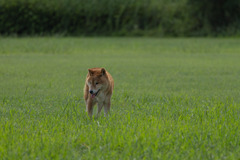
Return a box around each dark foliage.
[0,0,239,36]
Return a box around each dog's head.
[87,68,107,98]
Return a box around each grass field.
[0,37,240,159]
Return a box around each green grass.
[0,37,240,159]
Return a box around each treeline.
[0,0,240,36]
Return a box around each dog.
[84,68,114,117]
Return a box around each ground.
[0,38,240,159]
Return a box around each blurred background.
[1,0,240,37]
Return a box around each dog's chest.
[95,92,106,103]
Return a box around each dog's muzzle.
[90,89,100,98]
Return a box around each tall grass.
[1,37,240,159]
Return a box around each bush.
[0,0,239,36]
[0,0,189,36]
[187,0,240,36]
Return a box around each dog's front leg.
[87,99,94,117]
[104,100,111,116]
[97,102,104,117]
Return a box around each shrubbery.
[0,0,239,36]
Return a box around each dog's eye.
[96,82,98,85]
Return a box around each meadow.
[0,37,240,159]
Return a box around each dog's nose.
[89,90,93,94]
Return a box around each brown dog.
[84,68,114,117]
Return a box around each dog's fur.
[84,68,114,117]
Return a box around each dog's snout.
[89,90,93,94]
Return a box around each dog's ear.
[88,69,94,76]
[101,68,106,76]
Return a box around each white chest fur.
[95,91,106,103]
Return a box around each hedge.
[0,0,240,36]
